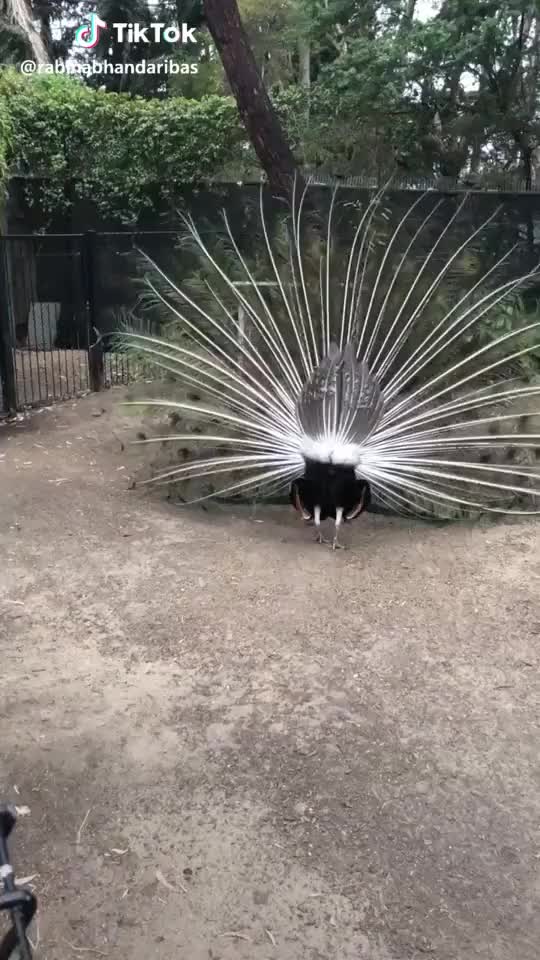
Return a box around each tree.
[0,0,49,62]
[0,2,100,63]
[203,0,303,199]
[400,1,540,184]
[4,0,540,188]
[274,0,540,185]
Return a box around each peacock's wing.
[340,345,385,442]
[296,344,385,459]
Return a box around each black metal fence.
[0,230,172,416]
[2,185,540,416]
[0,234,89,414]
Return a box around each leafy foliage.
[0,71,243,222]
[223,0,540,184]
[0,86,12,191]
[298,0,540,182]
[3,0,540,184]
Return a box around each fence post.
[0,236,17,415]
[83,229,103,391]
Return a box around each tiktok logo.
[75,14,107,49]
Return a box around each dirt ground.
[1,388,539,960]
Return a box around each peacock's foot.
[332,509,346,551]
[315,530,329,545]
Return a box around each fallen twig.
[17,874,39,886]
[28,917,40,952]
[219,932,252,942]
[76,808,92,845]
[155,868,187,894]
[62,939,108,956]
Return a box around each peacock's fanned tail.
[120,183,540,518]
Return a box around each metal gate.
[0,233,95,415]
[0,230,168,416]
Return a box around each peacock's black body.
[290,460,370,547]
[120,182,540,548]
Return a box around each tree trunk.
[37,1,53,58]
[513,130,533,190]
[203,0,303,202]
[469,139,481,174]
[6,0,49,62]
[398,0,416,32]
[523,144,533,190]
[298,37,311,90]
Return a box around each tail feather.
[118,182,540,516]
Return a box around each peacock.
[119,182,540,549]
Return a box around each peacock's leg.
[314,505,328,544]
[332,507,346,550]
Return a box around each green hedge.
[0,71,244,223]
[0,86,12,211]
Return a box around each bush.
[0,71,244,223]
[0,85,12,204]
